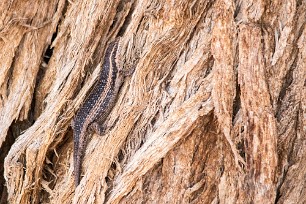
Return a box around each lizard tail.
[73,132,81,187]
[74,130,87,187]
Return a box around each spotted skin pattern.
[72,39,125,187]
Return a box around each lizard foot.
[88,122,106,136]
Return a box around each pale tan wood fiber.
[0,0,305,203]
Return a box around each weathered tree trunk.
[0,0,305,203]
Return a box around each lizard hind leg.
[120,65,135,77]
[88,122,106,136]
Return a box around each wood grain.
[0,0,305,203]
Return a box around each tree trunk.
[0,0,305,203]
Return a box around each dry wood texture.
[0,0,305,203]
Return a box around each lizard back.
[72,39,122,186]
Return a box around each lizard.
[71,38,132,187]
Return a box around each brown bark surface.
[0,0,305,203]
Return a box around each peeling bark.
[0,0,305,203]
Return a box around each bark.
[0,0,305,203]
